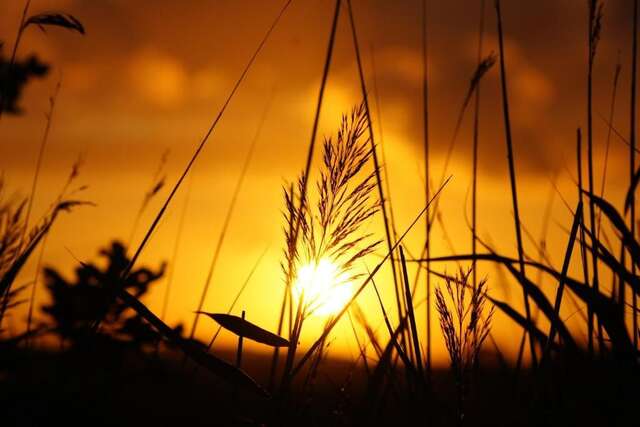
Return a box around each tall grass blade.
[421,0,432,377]
[346,0,406,342]
[542,201,582,363]
[399,246,424,377]
[495,0,537,368]
[629,0,638,350]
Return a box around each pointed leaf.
[199,312,289,347]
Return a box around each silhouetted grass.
[495,0,537,369]
[2,1,640,426]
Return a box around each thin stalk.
[26,233,47,349]
[236,310,245,368]
[577,129,593,355]
[542,202,582,364]
[587,0,604,356]
[188,85,273,342]
[370,45,400,241]
[346,308,370,375]
[346,0,406,361]
[472,0,486,294]
[160,177,192,322]
[597,61,622,235]
[91,0,292,331]
[629,0,638,350]
[421,0,432,377]
[495,0,537,368]
[399,246,424,377]
[24,82,60,344]
[206,246,268,350]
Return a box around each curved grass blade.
[198,312,289,347]
[113,289,268,396]
[587,191,640,266]
[487,296,562,353]
[23,13,85,34]
[0,200,88,298]
[542,201,582,363]
[625,166,640,213]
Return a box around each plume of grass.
[434,268,493,425]
[0,198,90,326]
[495,0,537,369]
[270,0,341,392]
[0,154,87,329]
[289,177,451,381]
[279,103,382,398]
[417,246,636,361]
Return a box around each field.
[0,0,639,426]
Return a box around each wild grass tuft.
[435,268,493,425]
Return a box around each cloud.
[128,49,187,108]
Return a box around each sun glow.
[293,258,353,316]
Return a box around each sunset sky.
[0,0,637,365]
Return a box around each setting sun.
[293,258,353,316]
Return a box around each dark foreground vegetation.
[1,347,637,426]
[1,0,639,426]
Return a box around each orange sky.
[0,0,637,366]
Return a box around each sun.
[293,258,353,316]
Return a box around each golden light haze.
[0,0,637,366]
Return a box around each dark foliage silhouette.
[42,240,165,347]
[0,47,49,114]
